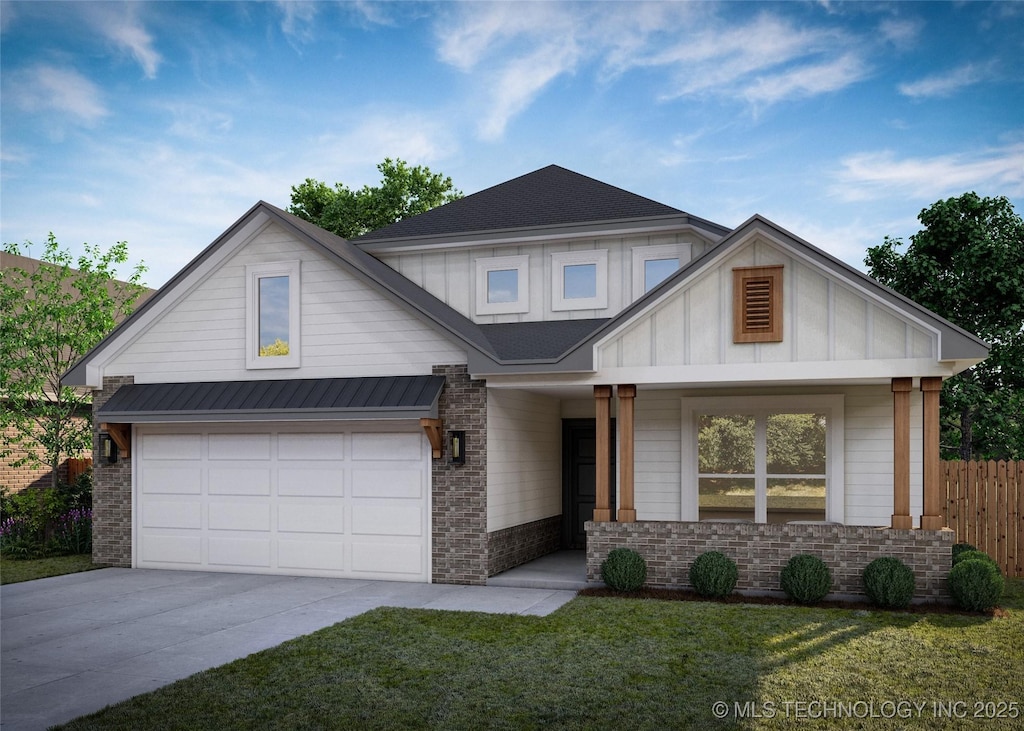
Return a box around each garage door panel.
[352,504,423,536]
[279,468,343,497]
[278,540,345,571]
[141,467,202,494]
[209,433,270,460]
[141,535,202,564]
[208,468,271,496]
[278,503,344,534]
[279,433,345,460]
[142,434,201,460]
[208,537,271,567]
[142,501,201,529]
[352,432,421,460]
[351,541,423,576]
[352,468,422,498]
[209,502,271,531]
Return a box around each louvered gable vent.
[733,265,783,343]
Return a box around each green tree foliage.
[288,158,463,239]
[1,236,147,487]
[865,193,1024,460]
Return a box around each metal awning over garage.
[97,375,446,423]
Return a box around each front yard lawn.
[0,554,102,584]
[57,580,1024,730]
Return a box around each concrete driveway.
[1,568,576,730]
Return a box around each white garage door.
[134,423,431,581]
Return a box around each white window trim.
[551,250,608,311]
[680,394,844,524]
[246,260,301,369]
[475,255,529,315]
[632,244,692,300]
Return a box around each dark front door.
[562,419,615,549]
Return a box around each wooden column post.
[891,378,913,529]
[617,385,637,523]
[593,385,613,522]
[920,377,945,530]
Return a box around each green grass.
[0,553,103,584]
[55,579,1024,730]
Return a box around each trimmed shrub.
[951,542,977,564]
[601,548,647,592]
[862,557,915,609]
[780,554,832,604]
[948,559,1004,612]
[688,551,739,598]
[952,549,998,569]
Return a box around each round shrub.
[951,542,977,564]
[601,548,647,592]
[952,549,998,568]
[780,554,832,604]
[948,559,1004,612]
[862,557,915,609]
[688,551,739,598]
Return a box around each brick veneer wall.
[431,365,489,585]
[91,376,134,567]
[487,515,562,577]
[587,521,955,600]
[2,420,89,492]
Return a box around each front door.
[562,419,615,549]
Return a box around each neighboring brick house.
[64,166,987,597]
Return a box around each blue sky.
[2,1,1022,288]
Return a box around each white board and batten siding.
[378,232,712,325]
[135,423,431,580]
[597,238,940,380]
[486,390,562,532]
[102,222,467,384]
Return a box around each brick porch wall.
[431,365,489,585]
[487,515,562,577]
[91,376,134,567]
[587,521,955,600]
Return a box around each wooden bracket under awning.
[100,422,132,459]
[419,418,443,459]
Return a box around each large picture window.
[246,261,301,369]
[681,395,844,524]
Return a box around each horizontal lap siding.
[486,390,561,532]
[105,223,466,383]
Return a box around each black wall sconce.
[100,432,119,464]
[450,430,466,465]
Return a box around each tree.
[1,236,148,487]
[288,158,463,239]
[865,192,1024,460]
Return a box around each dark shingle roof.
[479,319,611,361]
[353,165,687,243]
[97,376,446,422]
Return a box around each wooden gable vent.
[733,265,783,343]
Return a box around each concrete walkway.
[0,568,577,730]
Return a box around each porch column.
[593,385,613,522]
[617,385,637,523]
[891,377,913,529]
[920,377,945,530]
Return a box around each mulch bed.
[578,586,1010,618]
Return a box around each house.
[64,166,988,598]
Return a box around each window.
[551,250,608,311]
[631,244,692,299]
[476,255,529,315]
[681,396,844,524]
[246,261,300,369]
[733,265,783,343]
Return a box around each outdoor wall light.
[450,430,466,465]
[100,432,119,464]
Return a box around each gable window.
[246,261,301,369]
[476,255,529,315]
[632,244,692,299]
[551,250,608,311]
[733,265,783,343]
[682,395,844,524]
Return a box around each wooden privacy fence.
[942,460,1023,579]
[66,457,92,484]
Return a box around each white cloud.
[6,64,109,123]
[898,63,990,99]
[276,1,318,44]
[307,113,459,175]
[165,103,234,140]
[743,52,868,106]
[877,18,922,48]
[832,143,1024,202]
[79,2,162,78]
